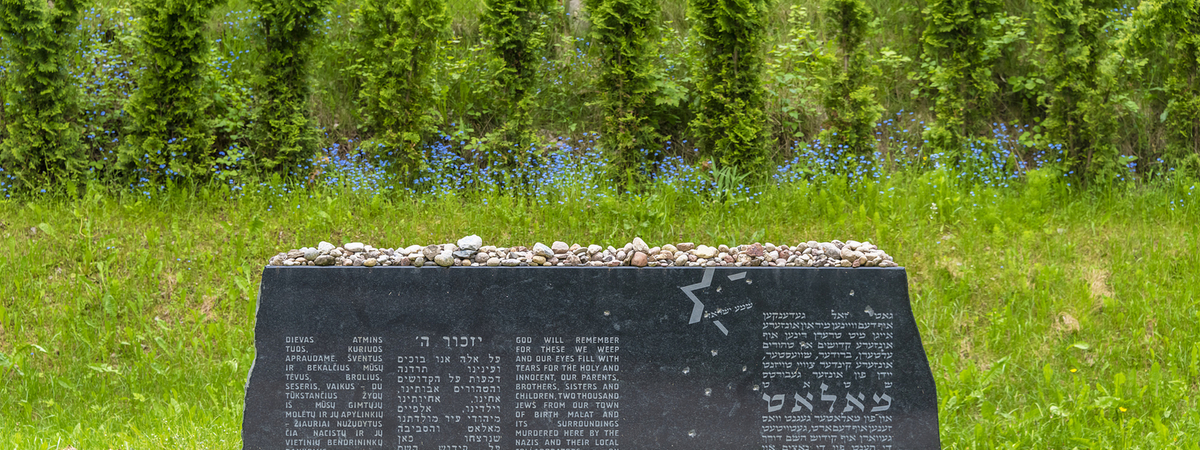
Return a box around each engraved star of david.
[679,268,747,336]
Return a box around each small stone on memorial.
[313,255,335,266]
[344,242,365,253]
[821,242,842,259]
[551,241,569,254]
[422,245,440,260]
[677,242,695,252]
[533,242,554,258]
[631,252,648,267]
[632,237,650,254]
[302,248,320,260]
[434,253,454,267]
[457,235,483,251]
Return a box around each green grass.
[0,172,1198,448]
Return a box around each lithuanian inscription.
[244,267,939,450]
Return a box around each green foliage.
[765,6,834,143]
[0,0,86,189]
[250,0,331,175]
[1035,0,1124,184]
[819,0,883,164]
[645,22,694,141]
[481,0,551,164]
[354,0,450,175]
[1123,0,1200,164]
[918,0,1003,157]
[119,0,223,180]
[689,0,769,174]
[585,0,660,183]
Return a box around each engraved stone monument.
[243,267,939,449]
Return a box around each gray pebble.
[533,243,554,258]
[632,237,650,254]
[457,235,483,251]
[821,243,842,259]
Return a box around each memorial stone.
[243,266,939,449]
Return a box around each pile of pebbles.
[268,236,898,268]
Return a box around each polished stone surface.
[244,267,939,449]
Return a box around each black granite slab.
[244,267,939,450]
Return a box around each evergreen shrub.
[0,0,86,189]
[119,0,223,180]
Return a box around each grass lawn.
[1,170,1197,448]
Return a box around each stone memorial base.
[244,267,939,449]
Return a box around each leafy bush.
[354,0,450,175]
[1124,0,1200,167]
[118,0,222,180]
[764,6,834,144]
[919,0,1003,158]
[250,0,331,175]
[689,0,769,173]
[0,0,86,189]
[819,0,883,165]
[585,0,660,183]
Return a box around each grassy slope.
[0,174,1198,448]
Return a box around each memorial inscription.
[245,267,939,450]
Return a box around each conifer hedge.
[119,0,222,180]
[586,0,660,183]
[355,0,449,175]
[0,0,86,188]
[689,0,769,174]
[251,0,331,175]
